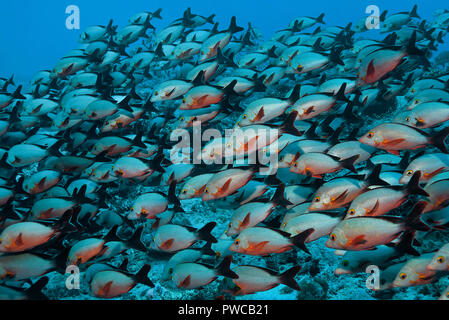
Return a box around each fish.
[152,222,217,253]
[90,264,154,298]
[325,201,429,251]
[229,226,313,255]
[171,255,237,289]
[229,265,301,295]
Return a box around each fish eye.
[234,239,240,246]
[366,132,374,139]
[405,116,411,122]
[399,272,407,280]
[182,99,186,103]
[437,256,446,264]
[242,114,247,119]
[154,91,159,95]
[411,89,415,93]
[180,117,184,121]
[204,188,209,193]
[330,233,336,241]
[279,156,284,162]
[181,189,187,194]
[348,209,355,216]
[228,222,232,228]
[414,99,419,104]
[406,170,413,176]
[342,260,349,267]
[168,268,173,275]
[293,162,298,167]
[313,196,320,202]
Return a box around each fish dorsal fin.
[240,212,251,228]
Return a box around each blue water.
[1,0,448,84]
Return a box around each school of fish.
[1,5,449,300]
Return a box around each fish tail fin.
[287,84,301,104]
[54,208,77,233]
[47,139,65,157]
[216,256,238,279]
[253,75,267,92]
[12,85,26,100]
[106,19,115,35]
[431,126,449,153]
[167,180,183,210]
[366,164,389,186]
[127,226,148,252]
[228,16,244,34]
[394,231,420,256]
[150,152,166,173]
[279,265,301,290]
[25,277,49,300]
[206,14,215,24]
[405,171,429,196]
[340,155,360,173]
[380,10,388,22]
[280,110,302,136]
[329,46,344,66]
[197,222,217,243]
[103,225,121,242]
[241,29,255,46]
[316,13,325,24]
[327,124,343,145]
[404,201,430,232]
[223,79,239,96]
[200,241,216,257]
[405,31,425,56]
[152,8,162,19]
[334,83,350,102]
[154,42,165,58]
[134,264,155,287]
[271,183,293,207]
[266,45,278,58]
[291,228,314,254]
[410,4,420,18]
[264,172,282,186]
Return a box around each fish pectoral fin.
[37,177,47,189]
[196,184,207,195]
[245,58,256,66]
[160,238,174,250]
[240,213,251,228]
[348,235,366,246]
[196,95,209,105]
[333,189,349,203]
[368,199,379,215]
[180,275,191,288]
[165,87,176,97]
[253,241,269,251]
[383,138,405,147]
[215,178,232,196]
[304,106,315,115]
[367,59,375,77]
[253,106,265,122]
[101,281,113,296]
[14,233,24,247]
